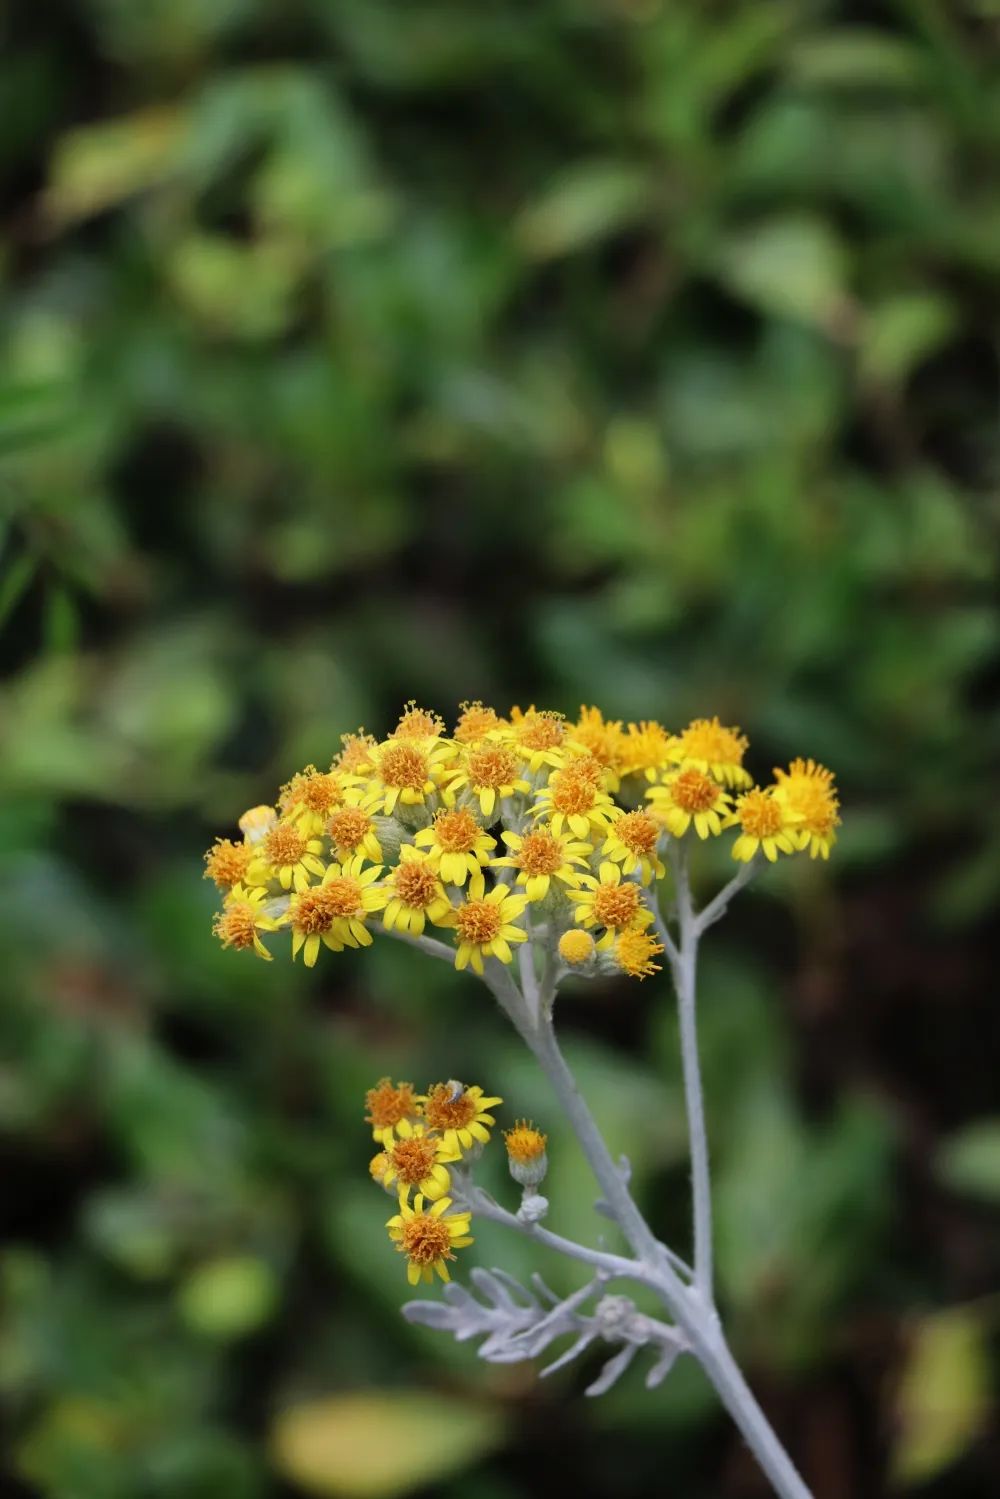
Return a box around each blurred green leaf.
[711,215,850,330]
[935,1119,1000,1203]
[515,161,651,259]
[177,1256,280,1341]
[892,1307,992,1485]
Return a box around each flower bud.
[504,1119,548,1189]
[558,929,596,971]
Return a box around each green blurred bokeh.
[1,3,999,1496]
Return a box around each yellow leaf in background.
[44,108,185,224]
[892,1306,992,1487]
[270,1391,505,1499]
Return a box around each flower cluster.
[364,1076,502,1284]
[207,703,840,969]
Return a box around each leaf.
[177,1256,279,1340]
[786,31,926,91]
[270,1391,505,1499]
[515,160,651,260]
[44,107,184,222]
[892,1308,991,1485]
[935,1119,1000,1203]
[711,215,849,330]
[859,294,956,386]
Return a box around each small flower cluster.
[207,704,840,970]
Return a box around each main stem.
[669,841,714,1298]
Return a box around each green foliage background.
[1,2,999,1496]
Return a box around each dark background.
[1,2,999,1496]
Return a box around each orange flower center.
[516,713,566,752]
[515,830,564,876]
[365,1078,420,1129]
[328,806,373,851]
[432,809,482,852]
[284,768,343,814]
[379,742,430,790]
[468,745,518,790]
[291,887,337,934]
[424,1086,478,1132]
[400,1213,454,1265]
[614,810,659,854]
[739,790,783,838]
[392,860,441,909]
[551,772,598,816]
[593,881,642,929]
[264,824,307,867]
[455,702,501,743]
[671,768,719,814]
[786,781,838,834]
[504,1121,547,1163]
[322,875,365,918]
[213,901,260,950]
[454,898,503,946]
[204,839,253,889]
[389,1135,438,1185]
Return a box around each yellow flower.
[368,737,453,815]
[773,758,840,859]
[668,716,752,788]
[380,846,454,935]
[386,1194,474,1285]
[492,826,592,902]
[282,855,386,958]
[601,809,665,882]
[504,707,570,772]
[203,837,253,891]
[454,700,504,744]
[390,701,446,740]
[246,820,327,892]
[619,720,673,782]
[424,1082,503,1154]
[569,705,627,782]
[503,1120,547,1165]
[558,929,596,966]
[647,767,732,839]
[533,763,618,840]
[612,928,664,979]
[326,804,384,864]
[445,742,530,821]
[573,862,654,948]
[730,787,798,862]
[279,764,345,834]
[334,731,378,779]
[212,885,277,960]
[413,808,496,886]
[365,1077,423,1145]
[380,1119,460,1201]
[439,876,529,973]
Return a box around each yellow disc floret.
[364,1077,423,1145]
[386,1194,474,1285]
[212,885,276,960]
[613,929,665,979]
[203,837,253,891]
[601,809,664,882]
[731,787,798,862]
[492,827,592,902]
[381,847,453,935]
[443,879,528,972]
[669,716,752,788]
[454,701,503,743]
[424,1082,503,1154]
[558,929,596,966]
[504,1120,547,1164]
[647,767,732,840]
[414,808,496,886]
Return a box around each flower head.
[381,846,453,935]
[773,758,840,859]
[454,701,504,744]
[573,862,654,948]
[413,808,496,886]
[365,1077,423,1145]
[505,707,570,772]
[381,1119,460,1201]
[619,720,673,782]
[570,706,627,780]
[612,928,664,980]
[386,1194,474,1285]
[669,716,752,788]
[446,742,530,821]
[647,768,732,840]
[533,765,618,840]
[335,731,378,778]
[601,809,665,882]
[390,701,445,740]
[238,804,277,844]
[282,856,386,956]
[279,765,344,833]
[504,1119,548,1187]
[730,787,798,862]
[327,805,384,864]
[247,820,327,893]
[492,826,592,903]
[212,885,277,960]
[203,837,253,891]
[369,737,453,815]
[424,1082,503,1154]
[558,929,597,967]
[440,877,528,973]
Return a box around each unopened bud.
[504,1119,548,1189]
[517,1193,549,1224]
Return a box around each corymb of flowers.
[204,703,839,1499]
